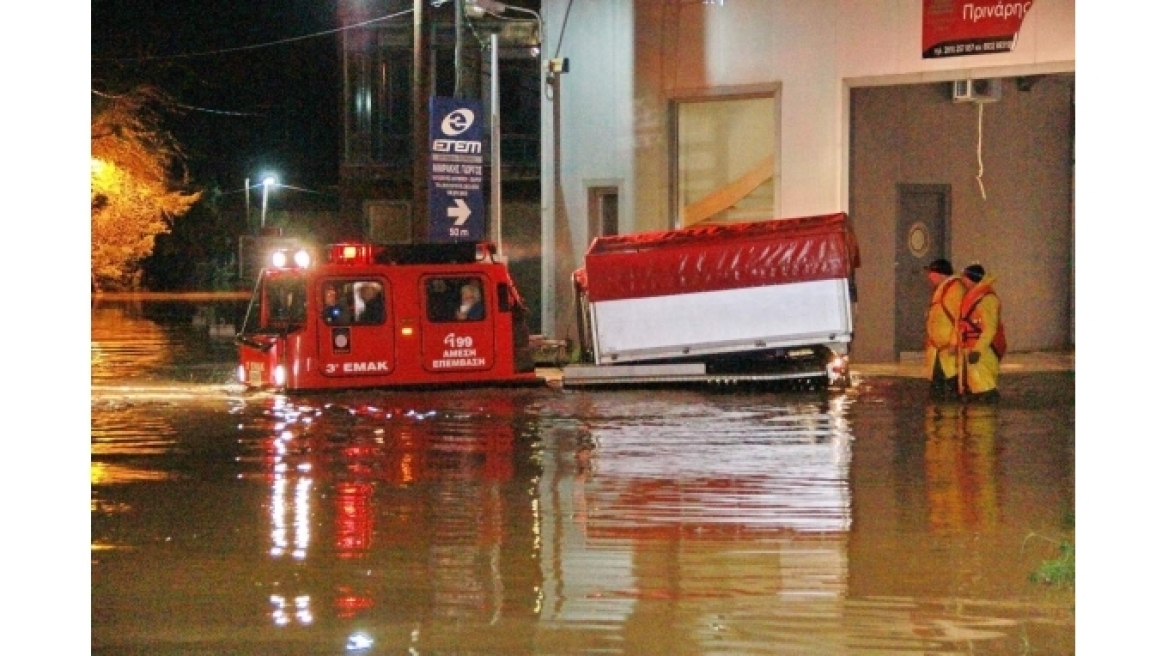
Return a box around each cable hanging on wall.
[953,78,1001,200]
[976,101,987,200]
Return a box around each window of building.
[342,25,541,171]
[675,95,776,227]
[588,186,619,240]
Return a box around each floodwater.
[92,298,1075,655]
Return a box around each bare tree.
[91,85,202,290]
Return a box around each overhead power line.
[95,9,413,63]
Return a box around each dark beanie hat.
[963,263,986,283]
[924,258,953,275]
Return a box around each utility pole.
[412,0,432,243]
[454,0,482,99]
[244,177,251,233]
[490,33,502,252]
[455,0,465,97]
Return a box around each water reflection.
[924,402,1000,534]
[91,297,242,385]
[92,300,1074,654]
[232,390,866,652]
[243,391,540,643]
[532,391,855,654]
[91,302,171,382]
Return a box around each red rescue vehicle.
[236,241,542,391]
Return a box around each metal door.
[894,184,950,357]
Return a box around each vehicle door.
[316,277,395,379]
[420,275,496,373]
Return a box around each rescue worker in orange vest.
[957,263,1002,400]
[923,258,965,397]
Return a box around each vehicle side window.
[425,276,486,323]
[354,281,385,324]
[322,282,353,326]
[323,279,386,326]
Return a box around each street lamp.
[260,175,277,229]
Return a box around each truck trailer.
[562,212,860,389]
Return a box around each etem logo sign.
[428,96,485,242]
[441,108,475,136]
[434,107,481,154]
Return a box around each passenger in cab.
[323,285,351,325]
[356,283,385,324]
[455,282,485,321]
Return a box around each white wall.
[541,1,634,337]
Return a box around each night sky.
[91,0,343,192]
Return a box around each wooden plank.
[682,153,774,227]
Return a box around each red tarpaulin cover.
[581,213,860,302]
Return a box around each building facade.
[540,0,1074,362]
[336,0,546,326]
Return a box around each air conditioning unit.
[952,78,1002,103]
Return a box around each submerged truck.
[562,212,860,389]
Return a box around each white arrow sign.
[447,198,471,225]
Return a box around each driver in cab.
[455,283,484,321]
[323,285,351,325]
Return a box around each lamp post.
[260,175,277,229]
[463,0,543,255]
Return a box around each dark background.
[92,0,345,288]
[91,0,342,192]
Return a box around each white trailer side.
[564,213,861,388]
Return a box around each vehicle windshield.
[241,275,307,334]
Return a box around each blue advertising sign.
[428,96,486,242]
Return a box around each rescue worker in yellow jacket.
[923,258,965,397]
[957,263,1002,400]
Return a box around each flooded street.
[91,298,1074,654]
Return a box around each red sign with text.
[922,0,1034,59]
